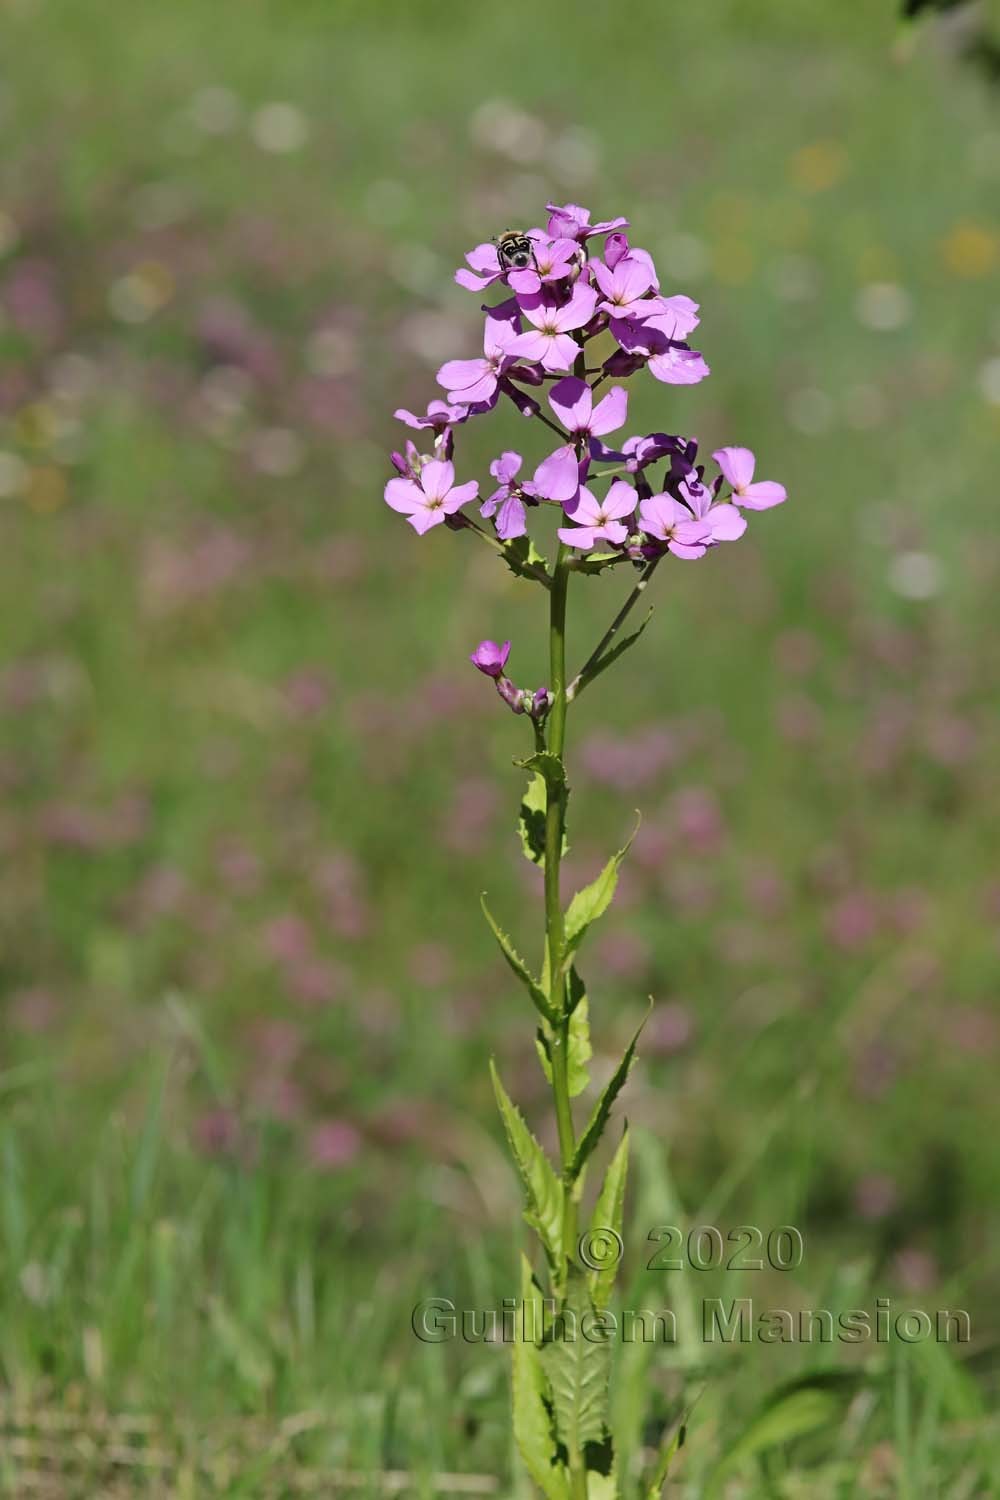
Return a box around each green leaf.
[503,534,551,588]
[481,895,556,1025]
[645,1422,686,1499]
[513,1255,570,1500]
[563,817,640,966]
[535,970,591,1098]
[515,752,568,870]
[575,608,654,697]
[588,1127,629,1310]
[490,1061,564,1271]
[542,1267,611,1455]
[706,1372,862,1494]
[571,1007,650,1181]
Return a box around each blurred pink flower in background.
[307,1118,362,1170]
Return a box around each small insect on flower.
[495,229,536,273]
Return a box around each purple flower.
[470,639,511,678]
[616,317,710,386]
[455,234,543,296]
[713,447,787,510]
[558,480,637,550]
[592,255,657,323]
[548,376,628,447]
[530,443,585,504]
[508,283,598,372]
[679,473,746,543]
[635,294,700,341]
[437,305,522,406]
[546,202,629,243]
[531,236,582,283]
[384,459,479,534]
[481,450,529,540]
[621,433,687,474]
[638,493,711,558]
[394,399,468,432]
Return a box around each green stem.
[544,542,588,1499]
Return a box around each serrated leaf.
[490,1061,564,1271]
[516,752,569,870]
[535,970,591,1098]
[563,817,640,967]
[503,534,551,587]
[542,1267,611,1456]
[513,1255,570,1500]
[645,1422,685,1499]
[571,1007,649,1180]
[588,1127,629,1310]
[481,895,556,1025]
[706,1372,862,1494]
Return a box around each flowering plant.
[386,202,786,1499]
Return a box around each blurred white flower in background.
[888,551,943,601]
[251,102,310,154]
[855,281,912,331]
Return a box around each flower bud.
[469,640,511,679]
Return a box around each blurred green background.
[1,0,999,1494]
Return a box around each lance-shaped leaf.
[645,1421,686,1499]
[588,1126,629,1310]
[515,751,569,870]
[513,1255,570,1500]
[536,997,592,1099]
[481,895,557,1026]
[571,1006,650,1180]
[705,1371,862,1496]
[542,1266,611,1456]
[573,607,654,700]
[535,969,591,1097]
[562,816,640,968]
[490,1061,564,1271]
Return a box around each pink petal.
[712,446,756,491]
[589,385,627,437]
[384,478,421,515]
[553,282,598,332]
[603,478,638,521]
[738,480,787,511]
[508,267,541,296]
[667,538,707,560]
[496,495,527,539]
[420,460,454,502]
[437,357,489,396]
[455,268,495,291]
[564,485,602,525]
[595,520,628,545]
[466,243,501,275]
[548,376,592,431]
[648,348,710,385]
[705,503,747,540]
[533,444,580,502]
[443,479,479,512]
[615,258,655,303]
[641,294,700,340]
[541,332,582,372]
[557,525,599,550]
[590,260,616,298]
[408,507,445,535]
[507,329,552,363]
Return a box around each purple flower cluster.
[385,201,786,554]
